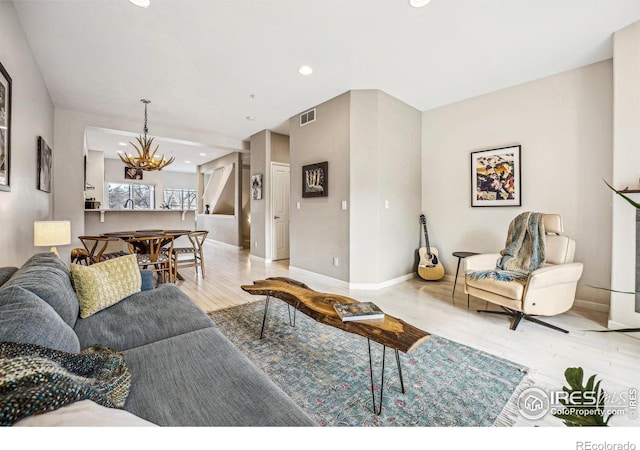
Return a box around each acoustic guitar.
[418,214,445,281]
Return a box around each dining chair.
[126,235,175,284]
[170,230,208,280]
[78,236,127,265]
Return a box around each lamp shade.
[34,221,71,247]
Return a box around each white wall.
[85,150,104,207]
[197,152,242,246]
[422,60,614,309]
[0,2,55,266]
[610,22,640,328]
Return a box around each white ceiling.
[12,0,640,172]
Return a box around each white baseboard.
[288,266,416,291]
[288,266,350,289]
[348,272,416,290]
[250,254,273,264]
[204,238,242,249]
[573,298,610,313]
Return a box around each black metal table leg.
[259,295,270,339]
[452,257,462,297]
[368,339,386,415]
[367,340,406,415]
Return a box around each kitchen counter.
[84,209,197,237]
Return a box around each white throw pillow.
[14,400,157,427]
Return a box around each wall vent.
[299,108,316,127]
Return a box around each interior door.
[271,163,290,260]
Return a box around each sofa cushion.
[122,327,316,426]
[465,275,526,300]
[0,285,80,353]
[14,400,157,427]
[73,284,215,351]
[70,254,142,318]
[4,253,79,327]
[0,267,18,287]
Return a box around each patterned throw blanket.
[467,212,546,282]
[0,341,131,426]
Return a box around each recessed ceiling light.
[185,161,191,164]
[199,153,207,157]
[409,0,431,7]
[118,142,127,146]
[246,115,256,121]
[129,0,150,8]
[116,150,124,154]
[298,65,313,75]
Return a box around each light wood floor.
[176,239,640,428]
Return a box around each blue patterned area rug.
[208,300,530,427]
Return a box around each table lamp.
[34,220,71,256]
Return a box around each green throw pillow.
[70,254,142,318]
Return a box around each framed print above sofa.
[0,61,12,192]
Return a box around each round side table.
[451,251,479,302]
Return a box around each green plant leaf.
[604,179,640,209]
[553,367,611,426]
[564,367,584,390]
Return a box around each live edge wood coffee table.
[240,277,430,415]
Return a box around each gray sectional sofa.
[0,252,315,426]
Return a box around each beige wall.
[610,22,640,328]
[288,90,421,286]
[422,60,614,309]
[249,130,269,259]
[350,90,422,285]
[289,92,351,282]
[0,2,55,266]
[248,130,291,259]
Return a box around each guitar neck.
[420,216,432,255]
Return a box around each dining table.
[100,229,193,281]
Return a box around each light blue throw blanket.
[467,212,546,282]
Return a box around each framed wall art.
[302,161,328,198]
[124,167,143,180]
[0,61,12,192]
[251,173,263,200]
[471,145,521,207]
[37,136,52,193]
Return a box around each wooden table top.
[101,229,192,238]
[240,277,430,353]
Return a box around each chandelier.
[119,99,175,171]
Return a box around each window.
[108,183,155,209]
[163,188,197,210]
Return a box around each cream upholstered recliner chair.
[463,214,583,333]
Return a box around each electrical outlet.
[254,241,258,248]
[333,257,339,266]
